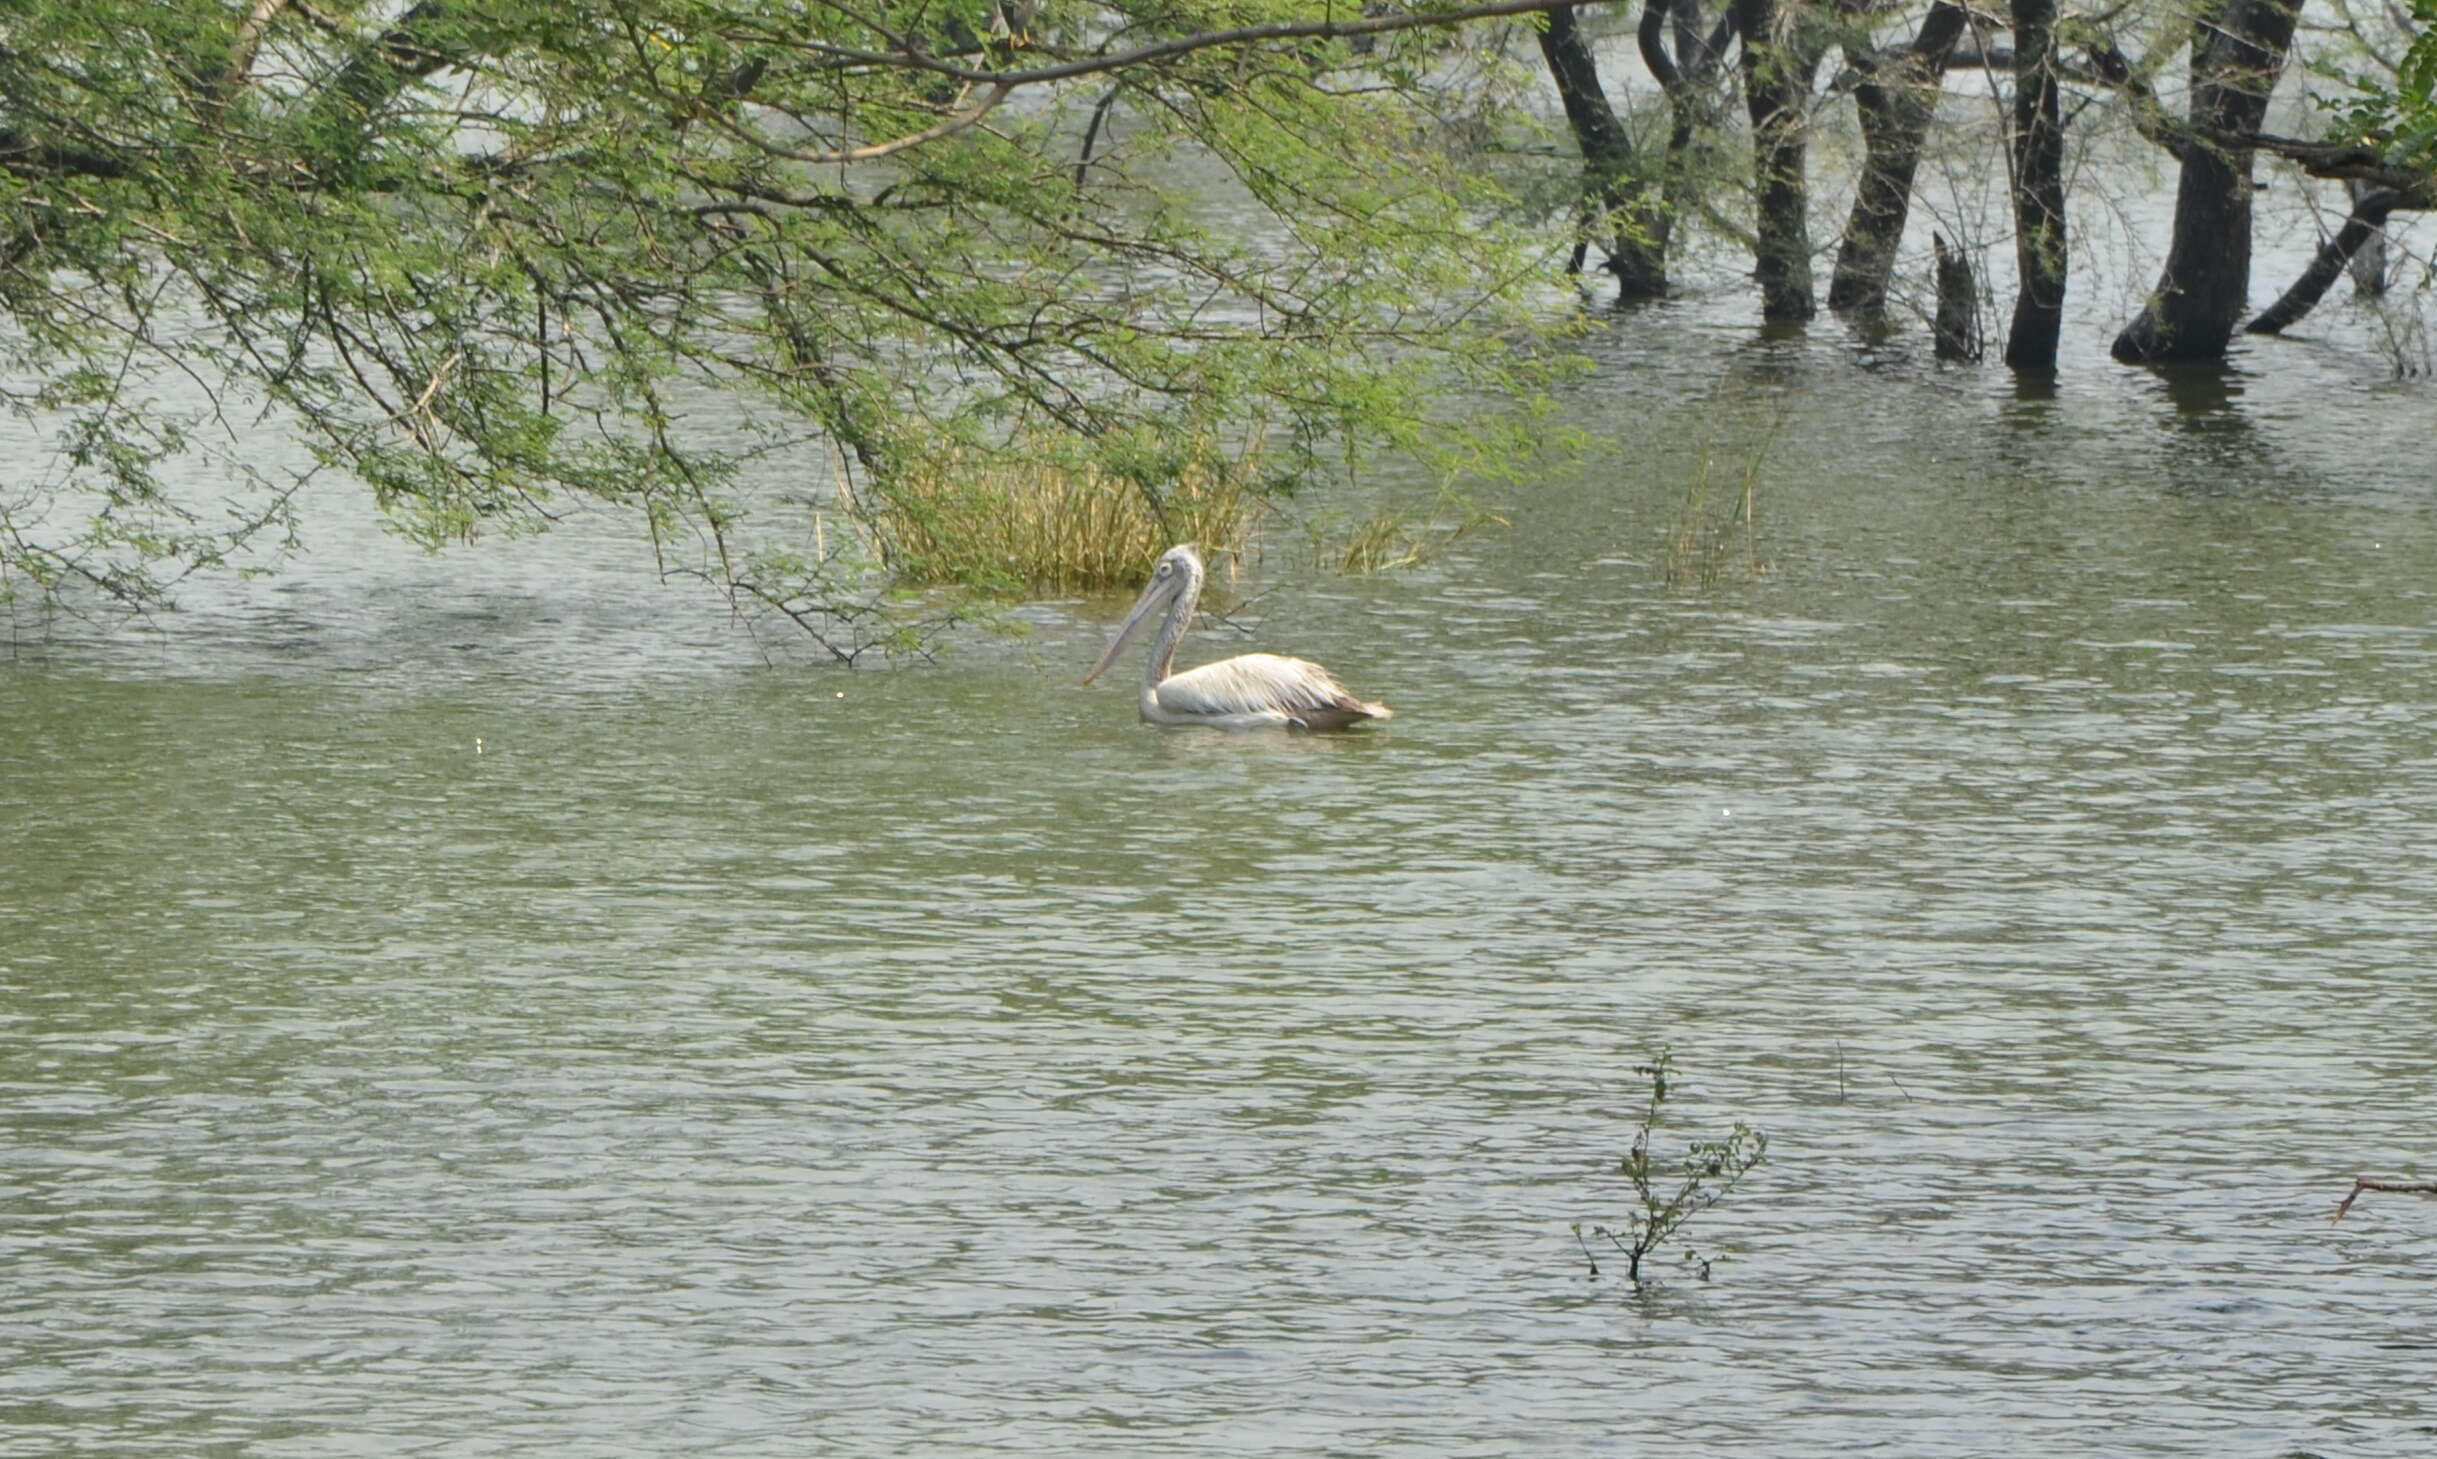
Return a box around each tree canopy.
[0,0,1577,650]
[10,0,2434,649]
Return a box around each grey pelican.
[1083,545,1393,730]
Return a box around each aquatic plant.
[861,431,1257,596]
[1575,1048,1768,1286]
[1665,423,1774,590]
[1315,491,1506,576]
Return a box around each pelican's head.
[1082,544,1203,685]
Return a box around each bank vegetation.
[0,1,2427,653]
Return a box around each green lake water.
[7,210,2437,1456]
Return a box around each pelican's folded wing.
[1154,653,1393,730]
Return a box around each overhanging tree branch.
[2086,38,2194,163]
[0,127,136,180]
[760,0,1618,89]
[218,0,296,105]
[2239,128,2437,190]
[711,81,1019,164]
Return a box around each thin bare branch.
[767,0,1606,89]
[716,81,1016,165]
[222,0,295,101]
[2333,1176,2437,1222]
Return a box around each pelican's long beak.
[1082,576,1172,685]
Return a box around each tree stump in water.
[1932,233,1981,362]
[2346,178,2394,298]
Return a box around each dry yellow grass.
[865,437,1259,594]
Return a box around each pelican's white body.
[1085,547,1392,731]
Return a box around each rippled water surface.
[9,241,2437,1456]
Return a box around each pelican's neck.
[1144,553,1203,689]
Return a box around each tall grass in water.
[864,434,1259,594]
[1319,491,1506,575]
[1665,427,1773,588]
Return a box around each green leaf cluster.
[2317,0,2437,170]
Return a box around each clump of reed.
[1317,491,1506,575]
[1665,430,1772,589]
[862,432,1259,594]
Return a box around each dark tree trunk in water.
[2111,0,2303,363]
[1536,5,1667,298]
[1932,232,1982,360]
[2345,178,2394,296]
[2003,0,2067,370]
[1830,2,1968,315]
[1734,0,1822,321]
[2246,184,2429,334]
[1634,0,1737,292]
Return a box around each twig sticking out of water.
[2332,1177,2437,1223]
[1576,1048,1767,1286]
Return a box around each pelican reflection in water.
[1083,545,1392,730]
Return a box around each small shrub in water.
[1575,1047,1767,1286]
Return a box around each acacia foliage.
[2332,0,2437,169]
[0,0,1573,647]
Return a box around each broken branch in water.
[2331,1177,2437,1223]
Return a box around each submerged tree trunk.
[2111,0,2304,363]
[2003,0,2068,369]
[1636,0,1738,293]
[1537,5,1668,297]
[1734,0,1823,321]
[1932,232,1982,360]
[1829,1,1968,314]
[2344,178,2394,296]
[2246,184,2430,333]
